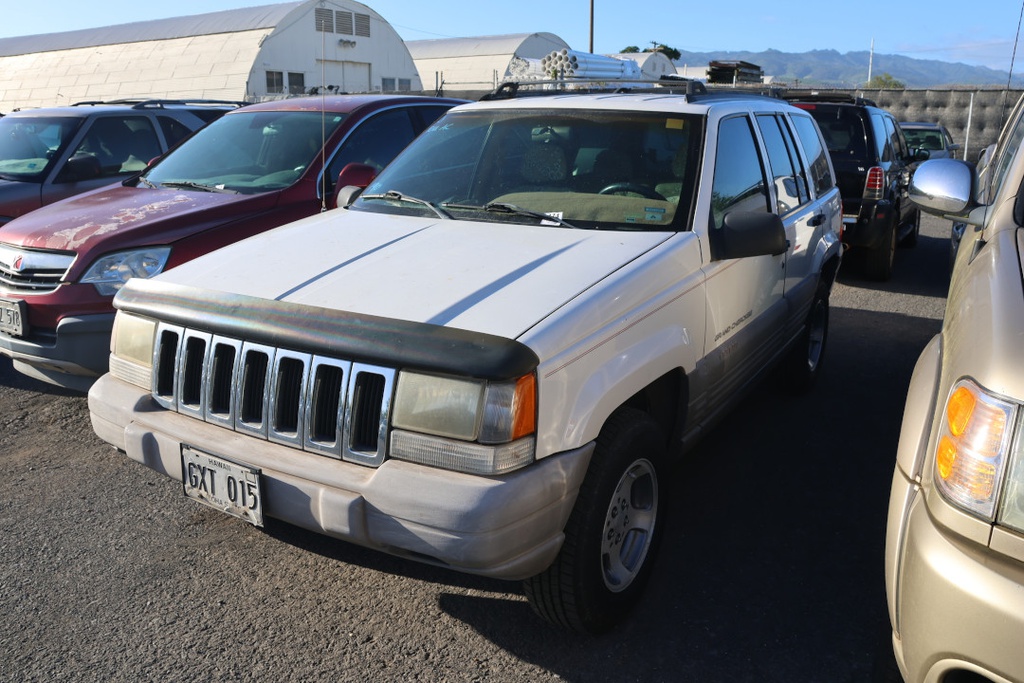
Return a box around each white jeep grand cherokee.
[88,84,843,633]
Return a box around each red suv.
[0,94,464,389]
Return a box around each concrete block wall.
[841,88,1023,163]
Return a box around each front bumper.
[0,312,115,390]
[88,373,592,581]
[887,467,1024,683]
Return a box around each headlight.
[934,378,1016,520]
[80,247,171,295]
[108,311,156,389]
[389,371,536,474]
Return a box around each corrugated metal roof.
[0,1,303,58]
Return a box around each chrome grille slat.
[268,349,311,447]
[235,342,275,439]
[304,357,351,458]
[0,244,75,294]
[152,322,395,467]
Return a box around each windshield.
[352,108,702,231]
[903,127,945,151]
[0,116,84,182]
[143,110,346,194]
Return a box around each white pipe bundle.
[540,49,642,80]
[506,56,547,80]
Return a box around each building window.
[398,78,411,91]
[266,71,284,94]
[381,78,395,92]
[314,8,334,32]
[288,73,305,95]
[354,13,370,37]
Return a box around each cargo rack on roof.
[780,92,878,107]
[480,76,708,100]
[71,98,247,109]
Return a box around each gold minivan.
[886,92,1024,683]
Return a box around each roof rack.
[480,76,708,101]
[71,98,246,109]
[780,92,877,107]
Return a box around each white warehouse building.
[0,0,422,112]
[406,33,571,92]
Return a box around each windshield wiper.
[443,201,579,229]
[159,180,238,194]
[360,190,451,219]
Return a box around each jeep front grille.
[0,244,75,294]
[152,322,395,466]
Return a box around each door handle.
[808,213,825,226]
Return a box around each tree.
[618,43,681,61]
[865,72,906,89]
[648,43,681,61]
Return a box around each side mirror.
[56,154,102,183]
[331,162,378,208]
[714,211,788,260]
[912,148,931,162]
[909,158,976,216]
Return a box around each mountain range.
[673,48,1023,88]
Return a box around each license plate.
[181,446,264,527]
[0,297,26,337]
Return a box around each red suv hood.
[0,185,279,254]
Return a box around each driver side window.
[711,115,769,230]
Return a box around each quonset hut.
[406,32,571,92]
[0,0,422,111]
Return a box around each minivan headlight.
[80,247,171,296]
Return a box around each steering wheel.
[598,183,666,200]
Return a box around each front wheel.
[523,408,666,633]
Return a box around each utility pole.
[867,38,874,84]
[589,0,594,53]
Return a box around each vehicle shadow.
[839,226,951,301]
[0,355,84,397]
[261,304,940,682]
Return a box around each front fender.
[895,333,943,481]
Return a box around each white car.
[89,84,843,633]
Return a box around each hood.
[156,209,673,340]
[0,185,278,254]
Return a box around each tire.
[900,207,921,248]
[864,218,896,281]
[784,285,829,394]
[523,408,666,633]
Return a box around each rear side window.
[158,116,194,148]
[711,115,769,229]
[756,113,809,214]
[789,114,835,197]
[870,113,891,162]
[65,115,161,178]
[883,115,907,161]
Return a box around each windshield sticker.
[542,211,563,226]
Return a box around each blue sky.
[4,0,1022,72]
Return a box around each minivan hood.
[0,185,277,253]
[155,209,673,340]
